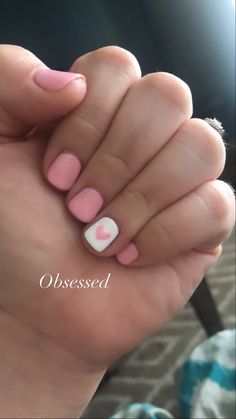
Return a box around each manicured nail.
[116,243,139,265]
[33,68,85,91]
[69,188,104,223]
[47,153,81,190]
[84,217,119,252]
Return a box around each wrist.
[0,311,105,418]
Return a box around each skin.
[43,47,233,266]
[0,45,235,418]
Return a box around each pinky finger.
[116,180,235,266]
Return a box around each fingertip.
[116,243,139,266]
[33,68,86,92]
[68,188,104,223]
[0,44,87,136]
[47,152,82,191]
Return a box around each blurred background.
[0,0,235,151]
[0,1,235,417]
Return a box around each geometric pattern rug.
[84,228,235,418]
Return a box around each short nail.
[84,217,119,252]
[68,188,104,223]
[116,243,139,265]
[47,153,81,190]
[33,68,85,91]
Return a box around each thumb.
[0,44,87,137]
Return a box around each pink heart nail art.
[84,217,119,252]
[95,224,111,240]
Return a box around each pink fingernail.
[68,188,104,223]
[47,153,81,190]
[116,243,139,265]
[33,68,85,91]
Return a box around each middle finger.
[68,72,192,222]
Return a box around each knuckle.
[70,111,104,137]
[94,46,141,77]
[73,46,141,79]
[122,183,150,217]
[204,180,235,232]
[155,217,176,249]
[0,44,31,60]
[183,118,226,174]
[0,44,20,55]
[141,72,193,117]
[104,151,133,180]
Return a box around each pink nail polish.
[33,68,85,91]
[68,188,104,223]
[116,243,139,265]
[47,153,81,190]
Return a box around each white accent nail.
[84,217,119,252]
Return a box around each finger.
[0,44,87,138]
[116,180,235,266]
[67,72,192,221]
[114,245,222,350]
[43,46,141,191]
[81,118,225,255]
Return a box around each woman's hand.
[43,47,233,267]
[0,45,234,418]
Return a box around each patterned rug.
[84,228,235,419]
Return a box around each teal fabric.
[178,329,236,419]
[111,329,236,419]
[111,403,173,419]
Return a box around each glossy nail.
[69,188,104,223]
[84,217,119,252]
[47,153,81,190]
[33,68,85,91]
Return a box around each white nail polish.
[84,217,119,252]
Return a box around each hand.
[43,47,234,267]
[0,45,234,418]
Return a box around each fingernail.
[69,188,104,223]
[84,217,119,252]
[33,68,85,91]
[47,153,81,190]
[116,243,139,265]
